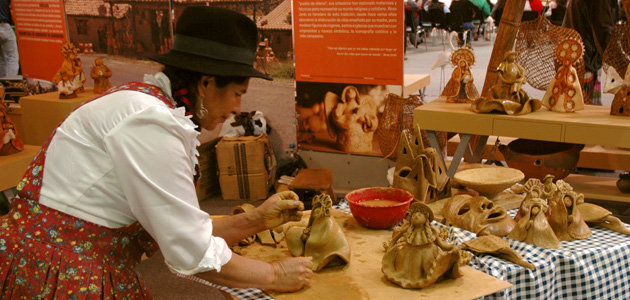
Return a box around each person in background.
[472,0,492,41]
[405,0,420,60]
[0,7,313,299]
[563,0,618,105]
[426,0,450,13]
[0,0,19,78]
[546,0,568,26]
[450,0,478,48]
[527,0,544,16]
[491,0,506,26]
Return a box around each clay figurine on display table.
[542,39,585,112]
[53,41,82,99]
[392,124,451,204]
[441,47,479,103]
[0,101,24,156]
[472,51,542,115]
[286,194,350,271]
[461,235,535,270]
[324,85,379,153]
[73,58,86,93]
[382,202,471,289]
[507,187,561,248]
[547,180,591,241]
[603,65,630,116]
[443,194,516,237]
[90,58,113,94]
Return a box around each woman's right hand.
[270,257,314,292]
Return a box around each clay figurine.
[472,51,542,115]
[461,235,535,270]
[441,47,479,103]
[443,194,516,237]
[547,180,591,241]
[617,172,630,193]
[542,39,585,112]
[90,57,113,94]
[382,202,471,289]
[286,194,350,271]
[576,201,630,236]
[53,41,83,99]
[0,101,24,156]
[392,124,451,204]
[324,86,379,153]
[508,190,561,248]
[603,65,630,116]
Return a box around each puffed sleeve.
[103,104,233,273]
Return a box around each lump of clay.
[507,192,561,248]
[286,194,350,271]
[382,202,471,289]
[461,235,534,270]
[443,194,516,237]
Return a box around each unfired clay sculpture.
[443,194,516,237]
[324,86,379,153]
[461,235,535,270]
[542,39,585,112]
[382,202,471,289]
[577,201,630,236]
[441,47,479,103]
[603,64,630,116]
[472,51,542,115]
[508,190,561,248]
[53,41,84,99]
[286,194,350,271]
[90,57,113,94]
[392,124,451,204]
[547,180,591,241]
[0,101,23,156]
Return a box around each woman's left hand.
[254,191,305,229]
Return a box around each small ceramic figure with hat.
[0,6,313,298]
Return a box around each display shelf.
[0,145,40,191]
[20,88,99,146]
[415,98,630,202]
[403,73,430,97]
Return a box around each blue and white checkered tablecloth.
[336,200,630,300]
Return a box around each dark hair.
[162,65,249,114]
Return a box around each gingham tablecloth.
[336,200,630,300]
[192,200,630,300]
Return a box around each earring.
[196,94,208,119]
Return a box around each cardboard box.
[195,139,221,201]
[216,134,276,200]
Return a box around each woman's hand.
[254,191,305,229]
[270,257,314,292]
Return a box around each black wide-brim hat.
[148,6,271,80]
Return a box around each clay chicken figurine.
[507,187,561,248]
[382,202,471,289]
[286,194,350,271]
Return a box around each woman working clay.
[0,7,313,298]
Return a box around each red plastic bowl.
[345,187,414,229]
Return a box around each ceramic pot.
[498,139,584,181]
[617,172,630,193]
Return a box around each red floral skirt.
[0,198,156,299]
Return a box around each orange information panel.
[293,0,403,156]
[12,0,67,81]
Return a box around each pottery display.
[472,51,542,115]
[508,192,561,248]
[324,85,379,153]
[546,180,591,241]
[441,47,479,103]
[392,124,451,204]
[452,167,525,199]
[286,194,351,271]
[443,194,516,237]
[499,139,583,181]
[382,202,471,289]
[541,39,585,113]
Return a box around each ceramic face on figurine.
[441,48,479,103]
[90,58,113,94]
[542,39,585,112]
[286,194,350,271]
[0,102,24,156]
[382,202,471,289]
[53,42,84,99]
[392,124,451,204]
[443,194,516,237]
[472,51,542,115]
[324,86,378,153]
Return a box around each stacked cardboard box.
[195,139,221,201]
[216,134,277,200]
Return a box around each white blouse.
[38,73,232,274]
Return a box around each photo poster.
[293,0,404,157]
[12,0,68,82]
